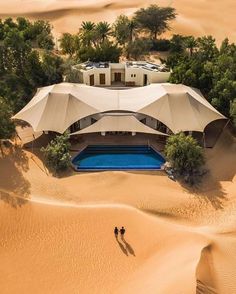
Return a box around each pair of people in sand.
[114,226,125,238]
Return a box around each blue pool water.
[72,145,165,171]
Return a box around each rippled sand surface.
[0,128,236,293]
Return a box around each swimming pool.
[72,145,165,171]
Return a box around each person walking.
[120,226,125,239]
[114,226,119,238]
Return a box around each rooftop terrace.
[75,61,168,72]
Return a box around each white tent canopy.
[71,114,168,136]
[13,84,99,134]
[13,82,226,134]
[138,84,226,133]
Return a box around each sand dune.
[0,200,209,294]
[0,128,236,292]
[0,1,236,44]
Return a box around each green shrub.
[41,132,71,174]
[151,39,170,51]
[126,39,152,60]
[230,99,236,128]
[165,132,205,182]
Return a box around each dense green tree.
[95,40,121,62]
[0,18,64,114]
[62,59,81,83]
[125,39,152,60]
[78,40,121,62]
[113,15,137,45]
[41,132,71,174]
[165,132,205,182]
[134,5,176,39]
[184,36,197,57]
[2,29,31,74]
[151,39,170,51]
[169,36,236,122]
[197,36,218,60]
[23,20,54,49]
[3,18,17,32]
[77,45,96,62]
[41,53,64,85]
[169,34,186,54]
[24,50,47,88]
[16,17,30,32]
[60,33,79,56]
[0,97,15,140]
[0,20,4,40]
[36,30,54,50]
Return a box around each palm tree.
[96,22,111,44]
[81,21,96,32]
[79,21,96,47]
[128,20,138,42]
[184,36,197,57]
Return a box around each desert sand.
[0,1,236,44]
[0,128,236,293]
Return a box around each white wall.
[125,66,170,86]
[148,71,170,83]
[83,68,111,86]
[81,64,170,86]
[125,67,144,86]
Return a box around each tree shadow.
[13,145,29,172]
[115,236,128,256]
[0,191,28,208]
[180,175,227,210]
[122,237,136,256]
[27,147,75,178]
[0,146,30,208]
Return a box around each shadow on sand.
[122,237,136,256]
[181,175,227,210]
[115,235,135,256]
[0,146,30,208]
[115,236,128,256]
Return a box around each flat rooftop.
[76,62,110,71]
[75,61,169,72]
[126,61,168,72]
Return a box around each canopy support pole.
[31,134,35,154]
[223,119,230,131]
[203,132,206,148]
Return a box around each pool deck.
[69,133,167,158]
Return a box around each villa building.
[13,81,228,168]
[74,61,170,87]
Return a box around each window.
[134,74,136,77]
[131,74,133,77]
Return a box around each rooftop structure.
[73,61,170,87]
